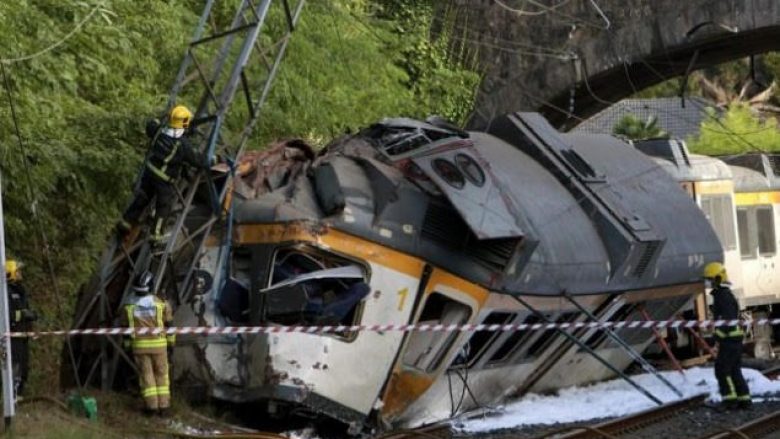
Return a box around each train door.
[379,268,487,423]
[756,205,777,296]
[736,204,777,301]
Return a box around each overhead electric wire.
[493,0,573,17]
[493,0,609,30]
[0,2,104,64]
[427,14,575,59]
[0,62,83,390]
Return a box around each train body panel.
[164,115,722,429]
[64,113,721,431]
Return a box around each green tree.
[0,0,479,392]
[687,103,780,155]
[612,114,669,140]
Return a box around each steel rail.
[542,394,707,439]
[371,423,452,439]
[697,410,780,439]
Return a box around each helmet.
[133,270,154,295]
[4,260,21,282]
[169,105,192,129]
[703,262,728,285]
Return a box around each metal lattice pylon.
[68,0,306,390]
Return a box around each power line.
[0,62,83,390]
[493,0,573,17]
[0,2,104,64]
[494,0,609,30]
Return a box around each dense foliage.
[687,104,780,154]
[0,0,479,391]
[631,54,780,154]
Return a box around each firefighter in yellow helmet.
[120,270,175,415]
[119,105,208,243]
[703,262,751,410]
[5,260,37,395]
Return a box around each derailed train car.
[170,112,721,429]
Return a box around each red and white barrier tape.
[6,318,780,338]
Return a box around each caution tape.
[5,318,780,338]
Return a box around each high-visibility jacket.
[120,294,175,354]
[711,285,744,340]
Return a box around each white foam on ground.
[456,367,780,432]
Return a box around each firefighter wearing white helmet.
[119,105,208,243]
[703,262,751,410]
[120,270,175,415]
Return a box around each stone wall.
[453,0,780,129]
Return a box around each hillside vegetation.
[0,0,479,392]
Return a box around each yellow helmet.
[703,261,728,284]
[5,260,21,282]
[169,105,193,129]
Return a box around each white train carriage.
[638,141,780,356]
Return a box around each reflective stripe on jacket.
[122,294,173,354]
[145,120,205,183]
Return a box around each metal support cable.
[510,294,663,405]
[565,293,683,398]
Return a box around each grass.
[0,390,228,438]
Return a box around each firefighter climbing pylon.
[67,0,306,390]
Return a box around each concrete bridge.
[456,0,780,130]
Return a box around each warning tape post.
[6,318,780,338]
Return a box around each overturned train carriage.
[165,112,721,429]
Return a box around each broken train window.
[217,246,253,323]
[262,246,370,334]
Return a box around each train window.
[757,206,776,255]
[217,246,253,323]
[579,303,635,351]
[737,208,755,259]
[524,312,579,358]
[432,158,465,189]
[458,312,514,367]
[700,195,737,250]
[403,293,471,372]
[261,247,370,337]
[454,154,486,187]
[486,314,540,365]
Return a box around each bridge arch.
[459,0,780,130]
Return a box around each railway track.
[530,394,708,439]
[372,423,453,439]
[694,410,780,439]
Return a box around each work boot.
[157,408,170,417]
[143,407,157,417]
[737,398,753,410]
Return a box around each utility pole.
[0,173,15,427]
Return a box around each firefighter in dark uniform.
[5,260,36,396]
[119,105,208,243]
[704,262,751,409]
